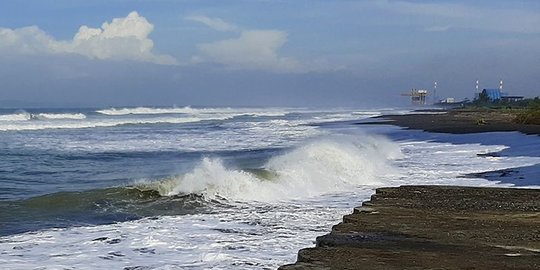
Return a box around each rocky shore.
[363,109,540,135]
[280,185,540,270]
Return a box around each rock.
[280,185,540,270]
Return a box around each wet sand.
[280,186,540,270]
[362,109,540,135]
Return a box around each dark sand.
[280,110,540,269]
[280,186,540,270]
[361,109,540,135]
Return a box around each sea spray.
[0,111,32,121]
[96,106,200,115]
[95,106,288,117]
[154,134,403,201]
[34,113,87,120]
[0,115,228,131]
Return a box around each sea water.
[0,107,539,269]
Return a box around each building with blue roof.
[479,88,524,102]
[481,89,502,101]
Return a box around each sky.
[0,0,539,108]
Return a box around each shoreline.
[360,109,540,135]
[280,186,540,269]
[280,110,540,269]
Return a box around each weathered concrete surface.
[280,186,540,270]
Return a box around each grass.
[514,98,540,125]
[463,97,540,125]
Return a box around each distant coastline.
[361,108,540,135]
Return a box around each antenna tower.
[433,81,438,104]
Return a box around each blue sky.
[0,0,539,107]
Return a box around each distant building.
[481,89,502,101]
[480,88,524,102]
[501,96,525,102]
[442,97,455,103]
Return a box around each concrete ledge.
[280,186,540,270]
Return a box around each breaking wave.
[0,112,86,122]
[95,106,289,118]
[34,113,87,120]
[0,111,32,121]
[0,116,230,131]
[96,106,232,116]
[143,135,402,201]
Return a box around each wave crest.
[95,106,232,116]
[0,111,32,121]
[146,135,402,201]
[34,113,87,120]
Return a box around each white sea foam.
[96,106,192,115]
[311,112,381,123]
[0,115,231,131]
[95,106,292,119]
[0,194,361,270]
[96,106,233,115]
[2,126,540,269]
[34,113,87,120]
[147,135,402,201]
[0,112,32,121]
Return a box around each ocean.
[0,106,539,269]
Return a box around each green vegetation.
[468,95,531,109]
[515,97,540,125]
[464,96,540,125]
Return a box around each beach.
[364,109,540,135]
[281,109,540,269]
[280,186,540,270]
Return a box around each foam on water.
[0,115,231,131]
[34,113,87,120]
[145,135,402,201]
[96,106,211,115]
[0,111,32,121]
[95,106,290,116]
[311,112,381,123]
[2,108,540,269]
[2,132,539,269]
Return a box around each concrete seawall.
[280,186,540,270]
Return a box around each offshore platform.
[401,88,429,105]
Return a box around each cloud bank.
[0,11,176,65]
[188,16,303,72]
[198,30,300,72]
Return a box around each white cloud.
[0,11,176,65]
[188,16,306,72]
[197,30,300,72]
[425,25,451,32]
[185,15,239,32]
